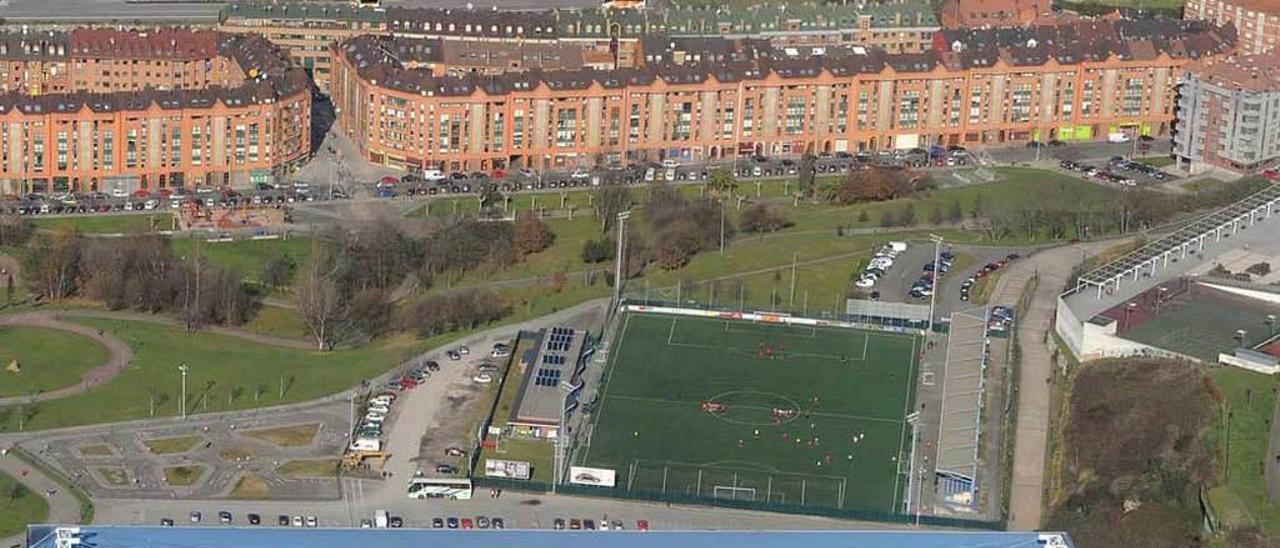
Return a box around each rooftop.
[512,327,587,425]
[1191,52,1280,92]
[338,18,1232,98]
[0,29,309,115]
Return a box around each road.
[988,239,1122,530]
[0,452,81,548]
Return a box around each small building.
[507,327,588,439]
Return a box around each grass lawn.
[0,471,49,537]
[1136,156,1176,168]
[143,435,203,455]
[170,236,313,284]
[580,313,919,512]
[229,473,271,499]
[163,465,205,486]
[1207,367,1277,534]
[242,423,319,447]
[32,213,173,234]
[77,444,113,457]
[0,326,111,397]
[275,459,338,478]
[242,305,310,341]
[219,447,253,461]
[484,438,554,482]
[0,317,422,431]
[1185,179,1228,193]
[95,467,129,486]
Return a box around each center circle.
[704,390,803,426]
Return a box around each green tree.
[708,168,737,196]
[798,154,816,197]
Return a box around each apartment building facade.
[0,29,312,196]
[330,20,1232,173]
[1174,53,1280,173]
[1184,0,1280,54]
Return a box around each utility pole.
[178,364,190,420]
[789,252,798,307]
[927,234,944,336]
[719,200,726,254]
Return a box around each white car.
[111,188,128,198]
[855,277,876,289]
[306,516,318,528]
[369,396,393,407]
[367,404,390,414]
[364,412,387,423]
[490,344,511,358]
[472,373,494,384]
[571,168,591,180]
[291,516,303,527]
[458,345,470,356]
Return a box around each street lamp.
[178,364,190,420]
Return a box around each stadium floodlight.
[613,211,633,309]
[927,234,944,335]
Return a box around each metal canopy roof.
[1078,183,1280,290]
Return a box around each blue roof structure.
[27,525,1074,548]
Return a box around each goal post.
[712,485,757,501]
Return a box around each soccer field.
[577,313,919,513]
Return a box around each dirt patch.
[241,423,319,447]
[276,459,338,478]
[142,435,203,455]
[163,465,205,487]
[1046,358,1215,547]
[228,473,272,499]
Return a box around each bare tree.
[296,244,344,350]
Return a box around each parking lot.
[1055,155,1176,188]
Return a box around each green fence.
[471,475,1002,530]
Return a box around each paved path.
[0,451,82,548]
[59,309,314,350]
[0,307,321,407]
[990,239,1121,530]
[0,312,134,405]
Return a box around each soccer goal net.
[712,485,757,501]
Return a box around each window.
[785,97,805,135]
[555,108,578,148]
[1010,83,1033,123]
[512,110,524,149]
[897,90,921,129]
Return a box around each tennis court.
[1121,286,1280,362]
[576,313,920,513]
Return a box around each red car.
[636,520,650,531]
[132,189,150,199]
[461,518,474,529]
[490,169,506,179]
[157,188,173,200]
[397,377,418,390]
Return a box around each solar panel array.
[546,327,575,352]
[542,354,567,366]
[534,368,562,387]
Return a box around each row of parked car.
[553,518,651,531]
[856,242,908,289]
[958,254,1020,303]
[908,251,956,300]
[167,511,315,528]
[989,305,1015,333]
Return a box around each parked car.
[248,513,261,525]
[447,517,459,529]
[278,515,290,526]
[554,518,566,530]
[432,517,445,528]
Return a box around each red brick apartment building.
[1184,0,1280,54]
[0,29,312,196]
[330,19,1233,173]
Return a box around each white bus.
[407,477,473,500]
